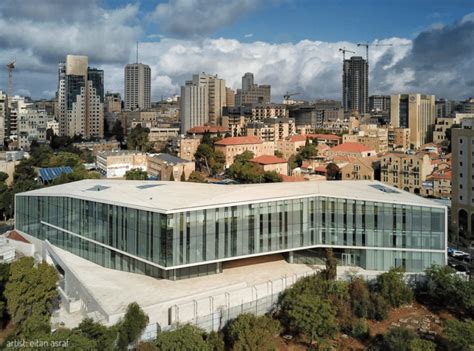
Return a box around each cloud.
[148,0,260,38]
[372,12,474,99]
[244,33,254,38]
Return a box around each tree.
[324,248,337,280]
[284,293,337,344]
[326,163,340,180]
[351,318,370,340]
[226,313,280,351]
[263,171,282,183]
[156,324,209,351]
[0,263,10,328]
[274,150,284,158]
[349,278,370,318]
[444,319,474,351]
[128,124,150,151]
[0,172,8,183]
[206,331,224,351]
[125,168,148,180]
[381,327,416,351]
[116,302,149,350]
[188,171,207,183]
[367,292,390,321]
[4,257,58,337]
[75,318,117,351]
[169,172,175,181]
[376,267,413,308]
[180,169,186,182]
[112,120,125,144]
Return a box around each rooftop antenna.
[136,41,139,64]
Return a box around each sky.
[0,0,473,101]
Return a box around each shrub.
[444,318,474,351]
[156,324,208,351]
[376,267,413,308]
[226,313,280,351]
[349,278,371,318]
[368,292,390,321]
[351,318,370,340]
[381,327,416,351]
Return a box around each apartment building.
[17,108,48,150]
[96,151,147,178]
[276,134,341,159]
[214,136,274,167]
[326,142,376,158]
[246,118,295,142]
[343,125,388,154]
[252,104,287,120]
[388,127,410,151]
[235,73,271,106]
[250,155,289,176]
[177,137,201,161]
[380,152,434,194]
[340,157,377,181]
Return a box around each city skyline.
[0,0,472,101]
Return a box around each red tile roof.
[187,125,229,134]
[313,166,327,173]
[280,174,307,182]
[215,136,263,146]
[251,155,287,165]
[329,142,374,153]
[428,169,452,180]
[6,230,31,244]
[289,135,307,142]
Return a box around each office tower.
[452,117,474,241]
[124,63,151,111]
[390,94,436,149]
[56,55,104,138]
[180,73,226,133]
[435,98,456,118]
[235,72,271,106]
[343,56,368,114]
[461,98,474,114]
[242,72,254,91]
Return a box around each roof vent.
[136,184,161,190]
[86,185,110,192]
[368,184,400,194]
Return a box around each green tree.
[325,163,340,180]
[274,150,284,158]
[4,257,58,337]
[297,138,317,160]
[349,278,370,318]
[75,317,117,351]
[128,124,151,151]
[351,318,370,340]
[156,324,209,351]
[0,172,8,183]
[283,292,337,344]
[195,143,215,174]
[188,171,207,183]
[324,248,337,280]
[376,267,413,308]
[116,302,149,350]
[226,313,280,351]
[13,162,36,182]
[368,292,390,321]
[112,120,125,143]
[263,171,282,183]
[444,319,474,351]
[180,169,186,181]
[0,263,10,328]
[206,331,224,351]
[125,168,148,180]
[381,327,416,351]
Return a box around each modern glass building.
[15,180,447,280]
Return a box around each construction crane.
[338,47,356,61]
[6,60,15,97]
[283,91,300,104]
[357,42,393,65]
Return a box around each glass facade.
[15,194,446,280]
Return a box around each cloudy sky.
[0,0,473,101]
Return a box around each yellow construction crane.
[357,42,393,65]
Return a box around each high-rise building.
[105,92,122,113]
[452,118,474,241]
[56,55,104,138]
[124,63,151,111]
[435,98,457,118]
[343,56,368,114]
[461,98,474,114]
[235,72,271,106]
[180,73,226,133]
[242,72,254,91]
[390,94,436,149]
[18,107,48,150]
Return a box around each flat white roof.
[18,179,445,213]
